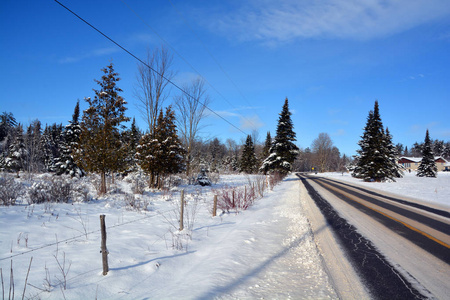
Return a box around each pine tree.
[384,128,403,178]
[260,131,271,164]
[74,63,130,193]
[42,123,63,172]
[121,117,141,173]
[5,124,27,176]
[260,98,299,174]
[240,135,257,174]
[0,112,17,142]
[353,101,399,182]
[136,106,185,188]
[55,101,85,177]
[417,130,437,177]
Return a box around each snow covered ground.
[313,171,450,209]
[1,171,448,299]
[0,174,336,299]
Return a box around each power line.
[53,0,248,136]
[166,0,261,127]
[119,0,259,131]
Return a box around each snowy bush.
[0,174,24,205]
[28,177,73,204]
[124,193,149,211]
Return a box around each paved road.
[297,173,450,299]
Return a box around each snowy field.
[313,171,450,209]
[0,173,336,299]
[1,171,448,299]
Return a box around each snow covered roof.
[399,156,448,163]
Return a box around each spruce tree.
[240,134,257,174]
[260,131,271,164]
[42,123,63,172]
[260,98,299,174]
[417,130,437,177]
[56,101,85,177]
[121,117,141,173]
[136,106,185,188]
[353,101,399,182]
[5,124,27,176]
[75,63,130,193]
[384,128,403,178]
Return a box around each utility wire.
[0,208,173,262]
[120,0,258,131]
[53,0,248,136]
[166,0,260,127]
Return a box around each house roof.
[398,156,448,163]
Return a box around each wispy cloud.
[58,47,120,64]
[239,114,264,131]
[208,109,264,131]
[206,0,450,44]
[58,32,156,64]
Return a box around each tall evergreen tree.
[121,117,141,173]
[260,131,271,164]
[417,130,437,177]
[260,98,299,174]
[42,123,63,172]
[240,134,257,174]
[0,112,17,142]
[5,124,27,176]
[384,128,403,178]
[352,101,399,182]
[56,101,85,177]
[136,106,185,188]
[74,63,130,194]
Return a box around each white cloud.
[59,47,120,64]
[208,0,450,43]
[239,114,264,130]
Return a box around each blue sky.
[1,0,449,156]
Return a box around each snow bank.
[315,171,450,208]
[0,174,336,299]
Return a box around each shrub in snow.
[0,174,24,205]
[196,169,211,186]
[215,185,255,212]
[28,177,73,204]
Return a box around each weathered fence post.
[179,190,185,231]
[213,195,218,217]
[100,215,108,276]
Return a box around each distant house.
[444,161,450,172]
[398,156,449,172]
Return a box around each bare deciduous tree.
[174,77,210,177]
[135,46,174,135]
[311,132,334,172]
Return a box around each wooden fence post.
[179,190,185,231]
[213,195,218,217]
[100,215,108,276]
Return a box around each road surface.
[297,173,450,299]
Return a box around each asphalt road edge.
[298,176,371,299]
